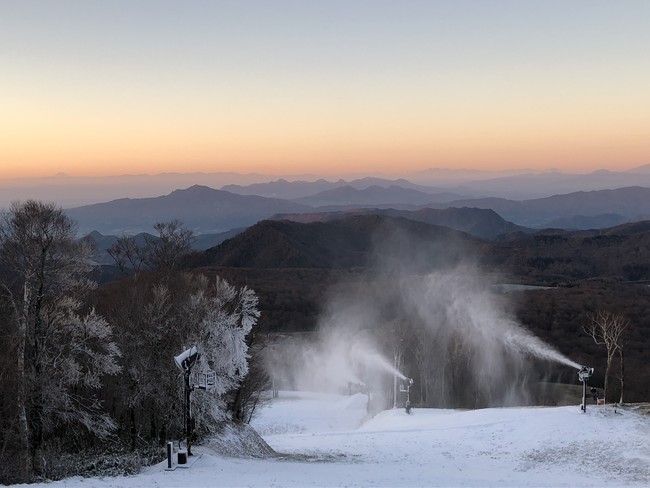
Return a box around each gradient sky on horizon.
[1,0,649,180]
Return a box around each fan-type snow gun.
[578,366,594,382]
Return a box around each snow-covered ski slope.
[18,391,650,487]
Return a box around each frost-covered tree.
[181,275,259,432]
[32,297,121,434]
[98,272,260,451]
[0,201,121,482]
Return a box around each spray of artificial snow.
[501,325,582,369]
[263,294,410,403]
[362,351,407,380]
[265,223,580,409]
[401,267,580,370]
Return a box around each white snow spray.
[501,326,581,369]
[265,227,582,409]
[388,262,585,407]
[403,267,581,370]
[263,298,409,397]
[360,350,407,380]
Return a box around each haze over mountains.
[65,185,312,235]
[66,182,650,238]
[2,164,650,210]
[3,164,649,245]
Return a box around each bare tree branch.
[583,310,628,403]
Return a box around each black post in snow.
[174,346,200,456]
[578,366,594,413]
[184,369,193,456]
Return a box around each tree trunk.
[246,397,259,424]
[604,352,614,403]
[30,275,46,478]
[230,384,245,423]
[618,348,625,405]
[17,284,32,482]
[130,406,137,451]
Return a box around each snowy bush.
[37,444,164,482]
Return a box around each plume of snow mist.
[362,350,407,380]
[265,221,578,409]
[263,299,407,403]
[401,266,579,368]
[396,264,580,406]
[500,323,581,369]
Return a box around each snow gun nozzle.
[578,366,594,382]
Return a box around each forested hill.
[188,214,650,283]
[271,207,528,239]
[490,223,650,283]
[190,215,485,270]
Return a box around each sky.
[1,0,649,180]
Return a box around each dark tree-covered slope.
[193,215,484,270]
[272,207,528,239]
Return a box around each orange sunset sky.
[1,1,649,180]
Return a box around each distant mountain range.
[3,164,650,210]
[222,177,464,201]
[66,185,311,235]
[407,165,650,198]
[289,184,462,207]
[442,186,650,227]
[66,183,650,236]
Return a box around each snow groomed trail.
[15,391,650,487]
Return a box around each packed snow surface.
[17,391,650,487]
